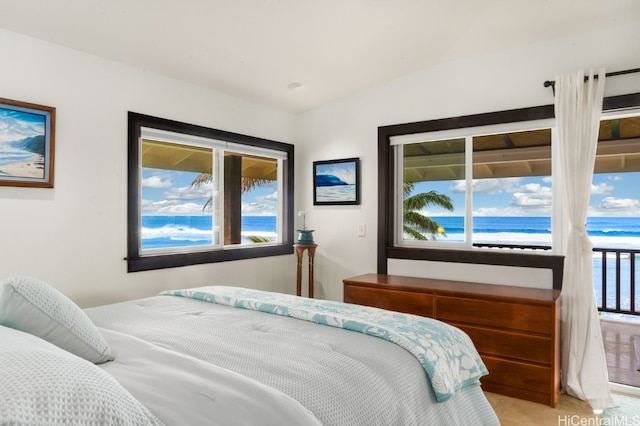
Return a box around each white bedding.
[0,325,163,426]
[86,294,500,426]
[98,328,321,425]
[162,285,489,402]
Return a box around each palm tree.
[403,182,454,240]
[191,173,275,243]
[190,173,272,211]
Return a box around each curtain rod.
[543,67,640,90]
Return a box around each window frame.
[392,120,556,250]
[377,93,640,290]
[127,112,294,272]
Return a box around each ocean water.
[315,184,357,203]
[142,215,640,314]
[141,215,277,249]
[427,216,640,249]
[0,145,36,167]
[428,216,640,314]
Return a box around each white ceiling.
[1,0,639,113]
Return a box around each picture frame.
[313,157,360,205]
[0,97,55,188]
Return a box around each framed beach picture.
[0,98,55,188]
[313,157,360,205]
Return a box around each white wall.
[0,29,298,307]
[296,22,640,301]
[2,22,639,307]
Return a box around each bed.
[0,276,500,425]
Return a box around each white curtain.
[556,69,614,412]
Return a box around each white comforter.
[86,294,500,426]
[98,328,321,426]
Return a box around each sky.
[142,160,358,216]
[141,167,640,217]
[413,171,640,217]
[141,168,278,216]
[0,107,45,143]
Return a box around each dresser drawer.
[454,323,552,364]
[481,355,551,394]
[436,296,553,334]
[344,285,434,317]
[343,274,560,407]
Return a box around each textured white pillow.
[0,276,114,363]
[0,325,163,426]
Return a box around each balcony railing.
[474,243,640,317]
[594,247,639,317]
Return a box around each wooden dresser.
[343,273,561,407]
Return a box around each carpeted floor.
[488,390,640,425]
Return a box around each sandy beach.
[0,154,45,179]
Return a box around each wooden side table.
[294,243,317,297]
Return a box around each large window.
[589,113,640,313]
[378,94,640,288]
[394,123,554,249]
[127,112,294,272]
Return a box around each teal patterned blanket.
[160,286,488,402]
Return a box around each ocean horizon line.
[140,215,640,248]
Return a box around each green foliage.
[403,182,454,240]
[191,172,275,244]
[190,173,274,211]
[247,235,273,244]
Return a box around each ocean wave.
[472,227,551,235]
[589,229,640,238]
[590,235,640,250]
[142,224,213,241]
[0,147,38,166]
[430,231,640,250]
[438,232,552,245]
[315,185,356,202]
[142,224,277,243]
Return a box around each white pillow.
[0,276,114,363]
[0,325,163,426]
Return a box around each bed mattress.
[86,292,500,425]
